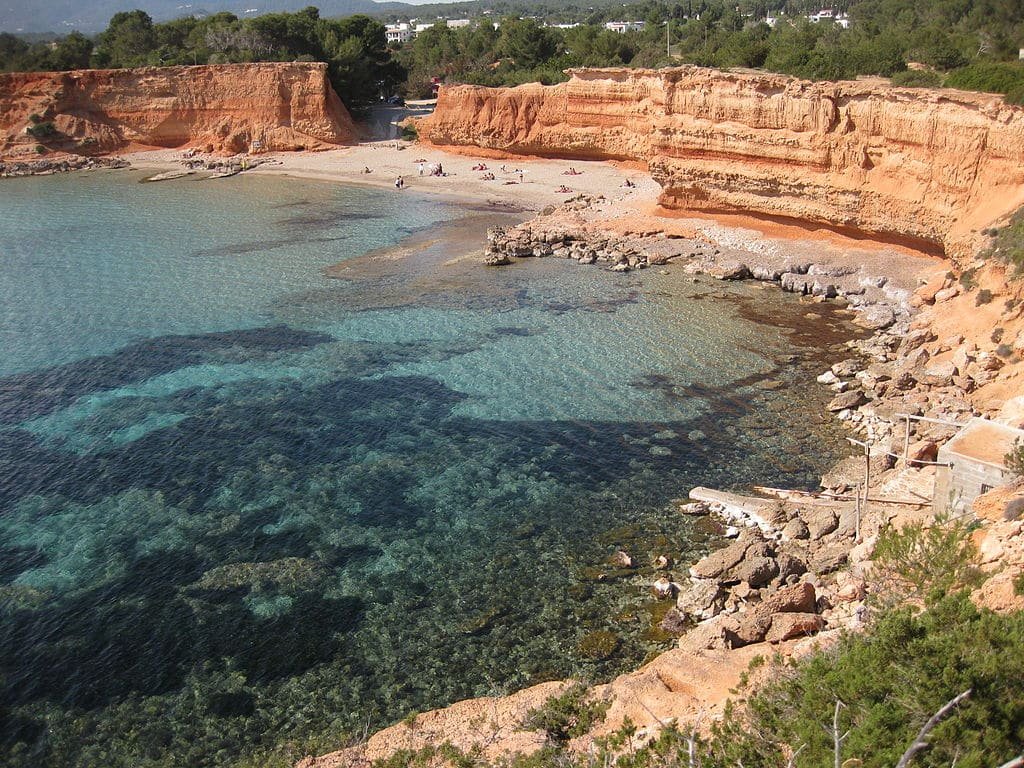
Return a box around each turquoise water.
[0,170,854,767]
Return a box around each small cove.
[0,170,858,767]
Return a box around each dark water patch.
[277,211,385,230]
[490,326,538,337]
[0,326,335,425]
[190,235,346,259]
[542,290,641,315]
[0,547,47,584]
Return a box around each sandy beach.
[124,140,657,212]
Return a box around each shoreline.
[287,143,1023,767]
[5,139,1019,767]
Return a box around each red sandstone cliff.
[418,67,1024,260]
[0,62,355,159]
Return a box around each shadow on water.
[0,326,335,425]
[0,312,855,764]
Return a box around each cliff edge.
[418,67,1024,261]
[0,62,355,159]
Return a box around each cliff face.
[0,62,355,159]
[419,67,1024,258]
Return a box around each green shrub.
[522,684,609,744]
[25,120,58,138]
[983,206,1024,275]
[976,288,994,305]
[959,267,979,290]
[992,327,1005,343]
[945,61,1024,97]
[399,122,418,141]
[872,513,980,606]
[997,343,1013,357]
[891,69,942,88]
[705,594,1024,768]
[1007,439,1024,476]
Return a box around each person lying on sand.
[556,185,572,193]
[563,167,582,176]
[622,179,635,187]
[362,167,372,174]
[481,172,495,180]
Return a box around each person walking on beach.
[395,176,405,189]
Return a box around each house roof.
[942,417,1024,469]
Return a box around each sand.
[124,140,656,212]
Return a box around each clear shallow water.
[0,170,855,767]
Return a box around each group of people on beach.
[369,157,635,195]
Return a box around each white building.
[446,18,471,28]
[385,23,414,44]
[604,20,645,33]
[808,9,850,28]
[934,418,1024,513]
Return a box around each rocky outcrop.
[419,67,1024,261]
[0,62,355,160]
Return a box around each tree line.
[0,7,401,112]
[1,0,1023,108]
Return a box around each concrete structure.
[385,23,414,44]
[934,418,1024,513]
[605,21,646,33]
[809,9,850,28]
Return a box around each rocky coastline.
[302,189,1024,767]
[0,155,130,178]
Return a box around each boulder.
[800,507,839,540]
[709,260,751,280]
[782,517,810,540]
[906,439,938,466]
[690,540,749,580]
[676,579,727,621]
[835,580,866,602]
[921,360,958,387]
[809,543,849,574]
[659,607,690,635]
[733,556,780,588]
[484,252,513,266]
[760,581,817,615]
[828,390,866,412]
[722,610,773,646]
[765,612,825,643]
[855,305,895,330]
[831,359,861,377]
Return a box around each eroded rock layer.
[419,67,1024,259]
[0,62,355,158]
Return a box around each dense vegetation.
[2,0,1024,102]
[0,7,401,111]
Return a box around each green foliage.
[94,10,157,68]
[1006,438,1024,476]
[890,68,943,87]
[984,206,1024,275]
[960,266,980,290]
[522,684,609,743]
[976,288,994,305]
[25,120,58,138]
[708,594,1024,768]
[946,61,1024,98]
[872,513,981,606]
